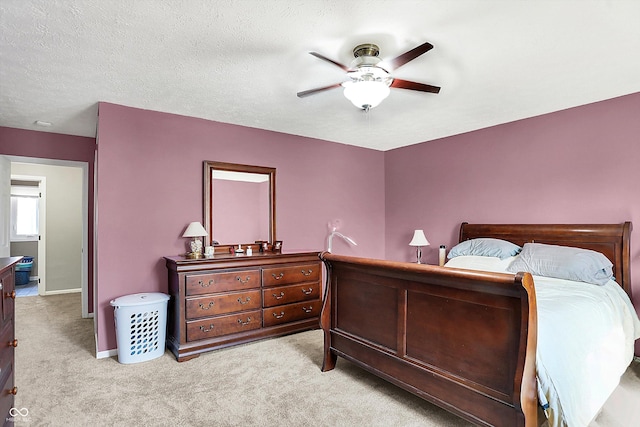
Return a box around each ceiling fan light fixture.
[299,41,439,109]
[342,66,392,110]
[343,80,391,110]
[344,80,390,110]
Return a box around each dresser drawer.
[186,290,261,319]
[262,263,320,287]
[262,283,320,308]
[186,269,260,296]
[263,300,321,327]
[186,310,261,341]
[0,366,14,424]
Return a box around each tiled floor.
[16,280,38,297]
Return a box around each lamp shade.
[182,222,208,238]
[343,80,390,110]
[409,230,430,247]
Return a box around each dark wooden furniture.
[165,251,321,361]
[0,257,21,425]
[319,222,631,427]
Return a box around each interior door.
[0,156,10,257]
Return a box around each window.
[10,186,39,242]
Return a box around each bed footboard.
[320,253,538,427]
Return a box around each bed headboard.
[459,222,632,296]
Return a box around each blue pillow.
[447,238,522,260]
[505,243,613,285]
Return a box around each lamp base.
[185,252,203,259]
[414,246,423,264]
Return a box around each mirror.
[203,161,276,250]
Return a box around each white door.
[0,156,10,257]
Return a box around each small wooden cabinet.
[165,252,321,361]
[0,257,20,425]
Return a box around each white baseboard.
[44,287,81,296]
[96,349,117,359]
[95,333,118,359]
[634,356,640,364]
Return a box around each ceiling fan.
[297,42,440,111]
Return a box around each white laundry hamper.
[110,292,170,364]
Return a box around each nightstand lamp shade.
[183,221,208,257]
[409,229,430,264]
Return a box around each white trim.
[11,174,46,292]
[96,349,118,359]
[634,356,640,363]
[96,332,117,359]
[44,287,81,296]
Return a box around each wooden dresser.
[164,251,321,361]
[0,257,20,424]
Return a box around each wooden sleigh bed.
[319,222,633,427]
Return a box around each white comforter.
[444,256,640,427]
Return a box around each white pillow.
[444,255,516,273]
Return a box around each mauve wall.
[95,102,384,352]
[0,126,96,313]
[385,92,640,355]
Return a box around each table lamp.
[183,221,208,258]
[409,229,430,264]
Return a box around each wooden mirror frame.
[203,161,276,253]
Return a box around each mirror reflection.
[204,161,276,247]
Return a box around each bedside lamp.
[409,229,430,264]
[183,222,208,258]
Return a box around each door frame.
[10,174,46,295]
[7,156,90,318]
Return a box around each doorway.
[7,157,89,318]
[10,175,43,297]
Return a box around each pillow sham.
[444,255,517,273]
[505,243,613,285]
[447,238,522,260]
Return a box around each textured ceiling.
[1,1,639,151]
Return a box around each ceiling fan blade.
[385,42,434,70]
[390,78,440,94]
[297,83,343,98]
[308,52,351,72]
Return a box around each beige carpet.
[12,294,640,426]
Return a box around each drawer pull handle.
[301,287,313,295]
[9,386,17,395]
[198,279,214,288]
[236,276,251,284]
[272,311,285,319]
[5,290,16,299]
[302,306,313,313]
[8,339,18,348]
[237,317,252,326]
[237,296,251,305]
[272,292,285,300]
[199,324,215,333]
[301,269,313,276]
[198,301,215,310]
[272,273,284,280]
